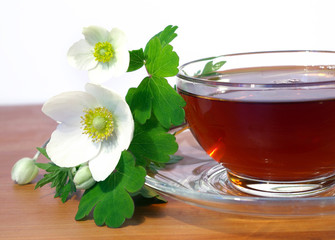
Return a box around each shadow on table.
[123,196,168,227]
[164,202,335,239]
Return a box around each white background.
[1,0,335,105]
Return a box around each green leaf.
[156,25,178,48]
[35,163,76,203]
[35,162,54,171]
[127,49,145,72]
[127,77,153,124]
[34,173,55,188]
[145,37,179,77]
[60,181,76,203]
[75,151,146,228]
[128,117,179,167]
[200,60,227,77]
[131,185,167,202]
[125,87,136,106]
[144,25,178,54]
[127,25,184,127]
[149,154,183,173]
[36,147,50,160]
[213,61,227,71]
[150,76,185,128]
[168,155,184,164]
[128,76,185,128]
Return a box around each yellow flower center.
[93,42,114,63]
[81,107,114,142]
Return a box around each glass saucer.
[145,129,335,217]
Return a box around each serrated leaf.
[200,60,227,76]
[213,61,227,70]
[54,171,67,189]
[145,37,179,77]
[128,76,185,128]
[60,181,76,203]
[150,76,185,128]
[202,61,214,75]
[156,25,178,48]
[94,186,134,227]
[75,151,146,228]
[125,87,136,107]
[144,25,178,55]
[35,172,55,188]
[127,77,153,124]
[35,163,76,202]
[128,117,179,167]
[127,49,145,72]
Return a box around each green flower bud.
[73,165,96,190]
[11,157,39,185]
[71,167,77,176]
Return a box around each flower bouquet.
[11,25,185,228]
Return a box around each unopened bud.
[73,165,96,190]
[11,157,39,185]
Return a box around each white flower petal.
[46,124,100,167]
[85,83,134,148]
[67,39,97,70]
[42,91,99,126]
[87,63,114,84]
[112,47,130,76]
[88,140,123,181]
[109,28,127,49]
[84,84,134,181]
[83,26,112,45]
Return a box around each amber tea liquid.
[179,66,335,181]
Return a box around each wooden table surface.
[1,105,335,240]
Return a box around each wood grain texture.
[1,105,335,240]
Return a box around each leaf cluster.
[35,25,185,228]
[75,26,185,228]
[35,148,76,203]
[76,151,146,227]
[126,25,186,129]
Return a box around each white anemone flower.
[67,26,129,84]
[42,83,134,181]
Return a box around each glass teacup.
[176,50,335,197]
